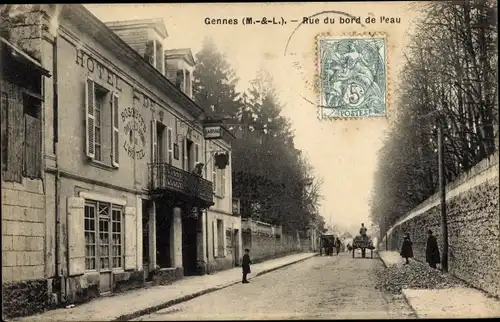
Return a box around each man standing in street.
[242,248,252,284]
[426,229,441,269]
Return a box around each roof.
[60,5,207,121]
[104,18,168,38]
[0,37,51,77]
[165,48,195,66]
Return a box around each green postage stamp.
[316,33,388,119]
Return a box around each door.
[233,229,240,266]
[142,200,151,281]
[98,216,112,294]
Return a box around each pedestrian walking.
[400,233,413,265]
[242,248,252,284]
[426,229,441,269]
[335,237,341,255]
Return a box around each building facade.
[1,4,235,317]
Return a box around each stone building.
[1,32,52,318]
[1,4,235,317]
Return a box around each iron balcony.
[148,162,214,207]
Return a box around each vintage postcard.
[1,2,498,321]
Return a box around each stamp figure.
[317,34,387,119]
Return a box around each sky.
[85,2,422,235]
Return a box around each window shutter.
[167,127,173,164]
[111,92,119,167]
[85,77,95,159]
[212,157,217,194]
[183,139,188,170]
[213,221,218,257]
[124,206,137,270]
[151,119,157,163]
[195,143,199,163]
[222,221,226,256]
[221,168,226,197]
[68,197,85,276]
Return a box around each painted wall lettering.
[75,48,123,91]
[133,88,157,112]
[121,107,146,160]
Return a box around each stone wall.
[242,231,310,263]
[382,152,499,297]
[2,179,48,319]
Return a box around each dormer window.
[144,40,154,65]
[143,39,165,74]
[175,70,184,91]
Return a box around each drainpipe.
[52,31,64,304]
[204,140,210,274]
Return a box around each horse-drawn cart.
[352,234,375,258]
[320,232,335,256]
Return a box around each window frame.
[84,200,124,272]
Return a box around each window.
[167,128,173,164]
[144,40,155,66]
[84,200,123,271]
[23,93,42,178]
[155,122,165,163]
[221,168,226,197]
[85,77,120,167]
[94,90,104,161]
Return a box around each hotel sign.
[203,124,223,140]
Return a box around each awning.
[1,37,51,78]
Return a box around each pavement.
[134,251,415,320]
[10,252,316,322]
[378,251,500,318]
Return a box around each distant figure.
[347,243,352,252]
[400,233,414,265]
[359,223,367,236]
[242,248,252,284]
[426,229,441,269]
[335,237,341,255]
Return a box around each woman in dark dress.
[426,229,441,269]
[400,233,414,265]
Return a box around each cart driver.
[359,223,367,236]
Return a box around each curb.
[114,254,317,321]
[401,289,420,319]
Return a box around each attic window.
[175,70,184,90]
[144,40,154,66]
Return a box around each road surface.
[134,252,415,320]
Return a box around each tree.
[192,36,241,118]
[193,44,323,234]
[370,0,498,235]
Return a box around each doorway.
[156,202,172,268]
[233,229,240,266]
[142,200,151,281]
[182,208,200,276]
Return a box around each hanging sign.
[203,124,223,140]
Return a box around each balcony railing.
[148,162,213,205]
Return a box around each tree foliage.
[193,37,323,234]
[370,0,498,234]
